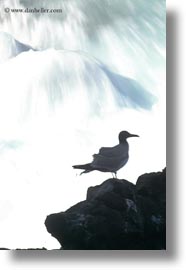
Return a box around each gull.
[73,131,139,178]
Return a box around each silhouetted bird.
[73,131,139,178]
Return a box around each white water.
[0,0,165,249]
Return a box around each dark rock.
[15,247,47,250]
[45,169,166,250]
[0,247,47,250]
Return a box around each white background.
[0,0,185,269]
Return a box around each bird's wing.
[91,152,128,172]
[97,144,123,157]
[91,143,129,172]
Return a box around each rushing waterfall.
[0,0,165,249]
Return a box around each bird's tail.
[72,163,94,175]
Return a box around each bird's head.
[119,131,139,143]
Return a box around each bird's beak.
[128,134,139,138]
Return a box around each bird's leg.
[111,172,117,178]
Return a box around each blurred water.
[0,0,165,91]
[0,0,165,249]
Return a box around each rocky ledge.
[45,169,166,250]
